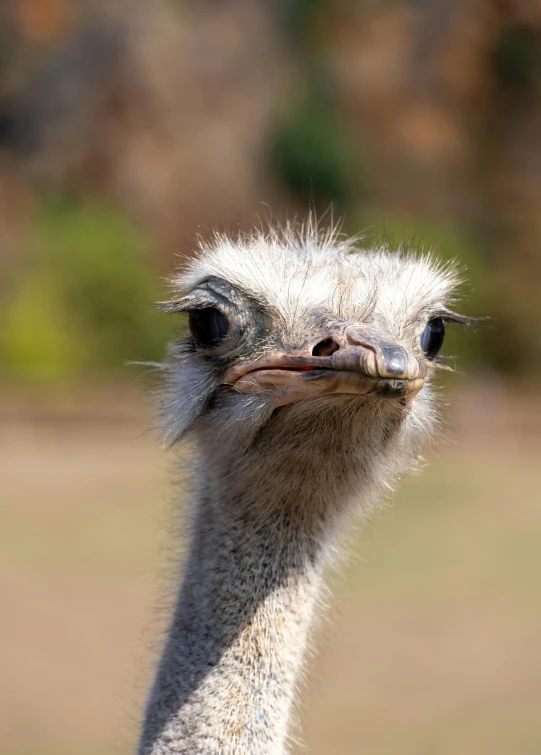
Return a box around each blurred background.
[1,1,540,754]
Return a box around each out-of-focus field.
[1,387,540,755]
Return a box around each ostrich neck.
[138,462,341,755]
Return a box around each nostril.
[312,338,340,357]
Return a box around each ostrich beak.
[222,326,427,407]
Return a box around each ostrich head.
[161,224,470,519]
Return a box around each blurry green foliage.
[278,0,325,41]
[0,200,173,383]
[269,95,354,206]
[272,0,362,209]
[492,24,540,89]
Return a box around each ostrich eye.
[189,308,230,348]
[421,318,445,359]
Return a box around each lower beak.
[222,344,427,408]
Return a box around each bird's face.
[161,228,470,454]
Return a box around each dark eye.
[189,308,230,348]
[421,318,445,359]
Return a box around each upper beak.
[222,325,427,407]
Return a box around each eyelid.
[432,310,478,327]
[157,291,228,314]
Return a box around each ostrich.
[138,223,471,755]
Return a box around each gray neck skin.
[138,484,335,755]
[138,399,395,755]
